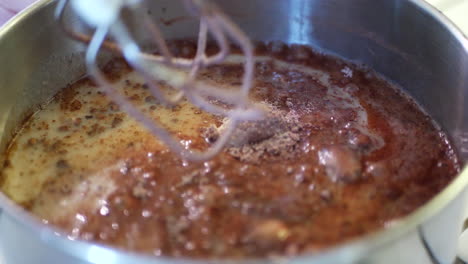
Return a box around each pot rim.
[0,0,468,263]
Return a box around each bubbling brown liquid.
[0,41,460,258]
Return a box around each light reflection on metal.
[288,0,314,45]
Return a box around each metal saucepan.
[0,0,468,263]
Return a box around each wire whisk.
[55,0,263,161]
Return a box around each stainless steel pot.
[0,0,468,263]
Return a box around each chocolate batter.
[0,41,460,259]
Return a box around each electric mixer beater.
[54,0,263,161]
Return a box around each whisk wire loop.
[58,0,262,161]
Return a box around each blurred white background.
[427,0,468,35]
